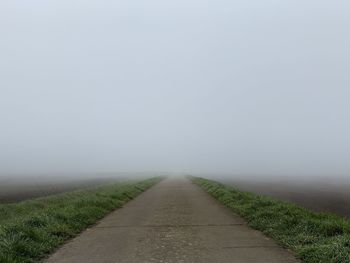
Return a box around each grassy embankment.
[191,177,350,263]
[0,177,162,263]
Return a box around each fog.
[1,0,350,179]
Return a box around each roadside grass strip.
[191,177,350,263]
[0,177,162,263]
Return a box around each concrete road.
[46,177,299,263]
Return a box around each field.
[0,175,142,203]
[218,176,350,218]
[192,176,350,263]
[0,177,161,263]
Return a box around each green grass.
[191,177,350,263]
[0,177,162,263]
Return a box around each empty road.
[46,177,299,263]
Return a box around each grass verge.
[191,177,350,263]
[0,177,162,263]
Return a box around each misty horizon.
[1,0,350,177]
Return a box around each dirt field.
[0,175,120,203]
[219,176,350,218]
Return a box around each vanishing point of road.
[46,177,299,263]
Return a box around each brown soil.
[0,176,119,203]
[220,177,350,218]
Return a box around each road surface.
[46,177,299,263]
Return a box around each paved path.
[46,177,299,263]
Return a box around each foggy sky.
[1,0,350,177]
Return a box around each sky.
[0,0,349,177]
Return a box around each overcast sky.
[0,0,349,177]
